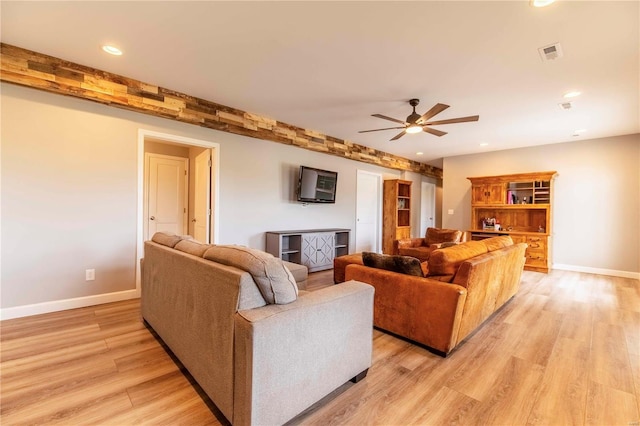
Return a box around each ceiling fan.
[359,99,479,141]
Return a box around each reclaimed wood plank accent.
[0,43,442,178]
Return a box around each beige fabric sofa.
[141,233,374,426]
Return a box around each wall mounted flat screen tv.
[296,166,338,203]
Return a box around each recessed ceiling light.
[102,45,123,56]
[564,91,582,98]
[572,129,587,136]
[479,142,489,147]
[530,0,555,7]
[416,152,423,156]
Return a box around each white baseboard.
[0,289,141,321]
[553,264,640,280]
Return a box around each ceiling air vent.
[558,102,572,110]
[538,42,563,61]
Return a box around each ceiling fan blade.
[422,127,448,137]
[424,115,480,126]
[417,103,450,123]
[358,126,406,134]
[372,114,407,125]
[390,131,406,141]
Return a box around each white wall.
[442,134,640,276]
[1,83,405,315]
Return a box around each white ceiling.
[2,1,638,167]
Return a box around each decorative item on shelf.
[538,225,545,233]
[507,190,514,204]
[482,217,497,230]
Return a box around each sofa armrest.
[345,264,467,354]
[396,237,427,249]
[233,281,374,426]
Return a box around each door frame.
[136,129,220,295]
[193,149,212,243]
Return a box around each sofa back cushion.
[428,241,489,276]
[203,245,298,304]
[152,231,189,248]
[425,228,463,246]
[362,252,424,277]
[481,235,513,252]
[175,239,213,257]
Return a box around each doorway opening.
[136,129,220,293]
[420,181,436,237]
[355,170,382,253]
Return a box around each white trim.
[0,290,139,321]
[553,263,640,279]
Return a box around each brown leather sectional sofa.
[343,236,527,355]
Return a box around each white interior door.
[193,149,211,243]
[355,170,382,253]
[420,181,436,237]
[146,154,188,239]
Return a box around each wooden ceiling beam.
[0,43,442,179]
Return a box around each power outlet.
[85,269,95,281]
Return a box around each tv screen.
[296,166,338,203]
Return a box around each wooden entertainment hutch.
[382,179,412,254]
[467,171,557,273]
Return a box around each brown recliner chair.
[394,227,463,262]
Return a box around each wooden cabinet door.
[471,185,487,204]
[486,183,505,204]
[472,183,504,204]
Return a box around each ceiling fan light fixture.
[405,124,422,134]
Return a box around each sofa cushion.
[482,235,514,252]
[203,245,298,304]
[283,261,308,283]
[425,228,463,246]
[151,231,188,248]
[428,241,489,276]
[362,252,424,277]
[175,239,213,257]
[397,246,433,263]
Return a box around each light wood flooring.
[1,270,638,425]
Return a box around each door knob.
[192,219,197,222]
[150,216,155,220]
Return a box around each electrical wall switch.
[85,269,95,281]
[448,209,454,215]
